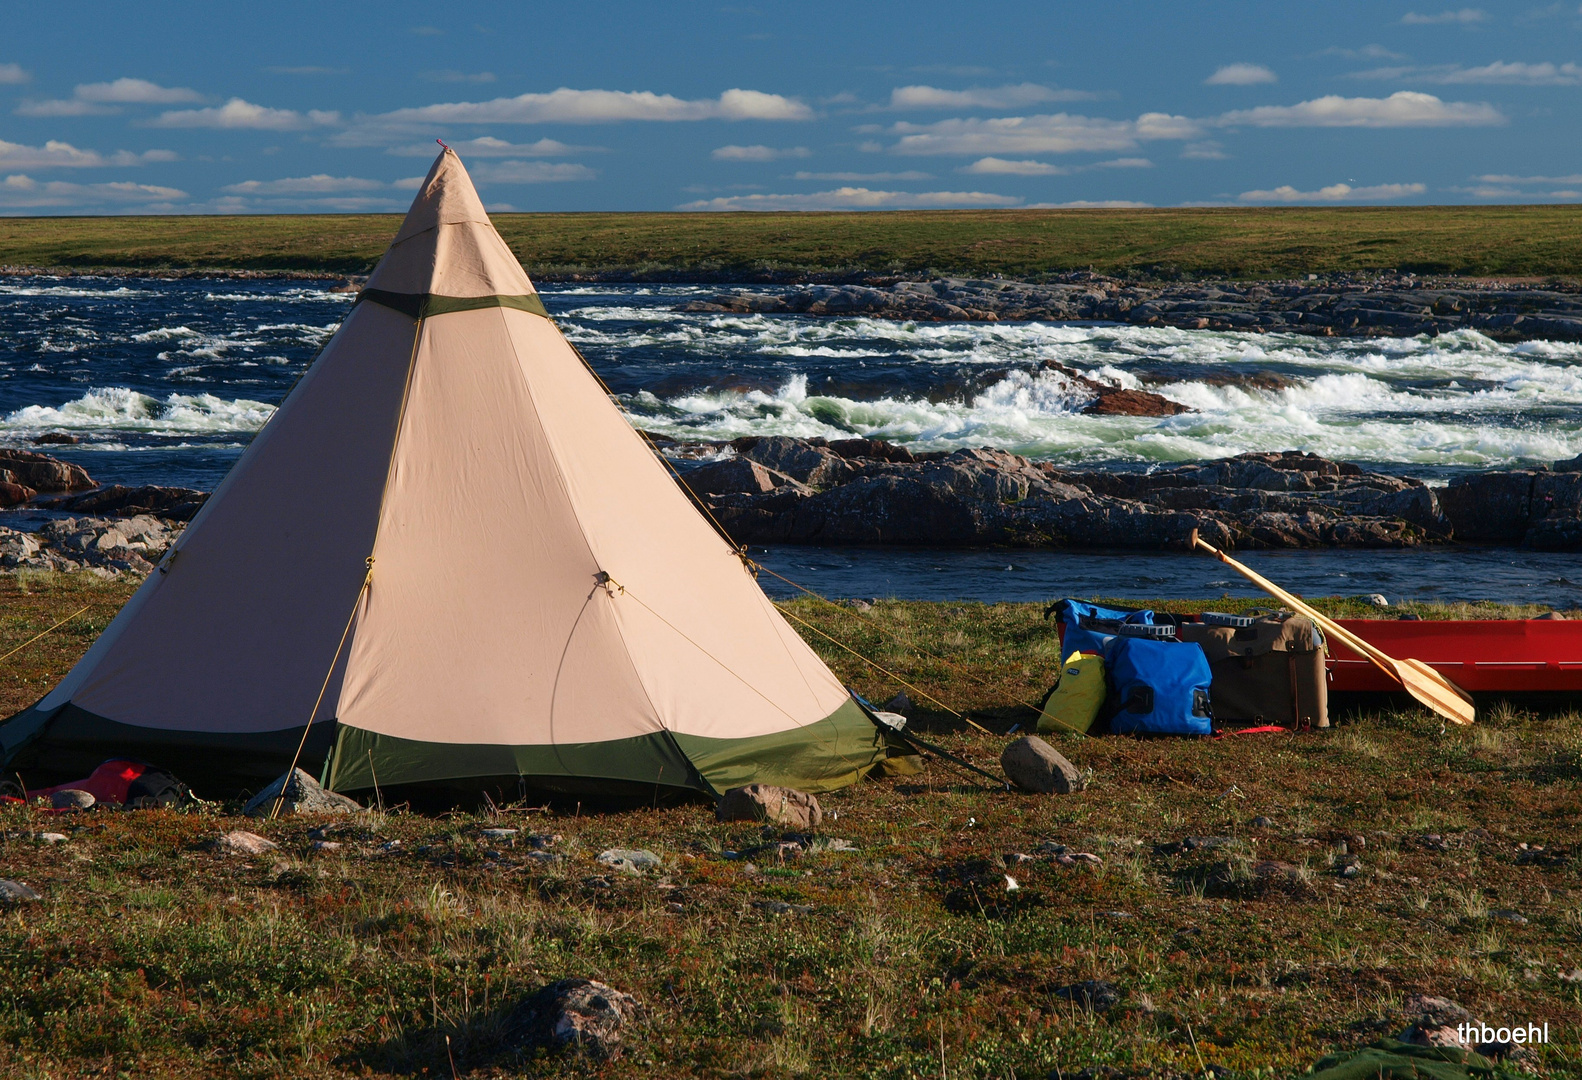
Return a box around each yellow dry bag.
[1037,651,1107,735]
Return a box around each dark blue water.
[750,545,1582,608]
[2,274,1579,604]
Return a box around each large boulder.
[1440,472,1536,542]
[504,978,641,1060]
[716,783,823,829]
[243,768,362,817]
[1001,736,1085,794]
[1083,387,1191,417]
[0,449,94,493]
[0,480,36,507]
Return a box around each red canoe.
[1328,619,1582,694]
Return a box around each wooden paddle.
[1188,530,1475,726]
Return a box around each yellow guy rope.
[271,566,373,820]
[0,604,93,666]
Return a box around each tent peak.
[365,147,535,301]
[391,147,491,245]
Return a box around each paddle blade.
[1396,658,1476,726]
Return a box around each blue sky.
[3,1,1581,214]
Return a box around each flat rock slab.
[596,848,662,874]
[212,830,278,856]
[716,783,823,829]
[1001,736,1085,794]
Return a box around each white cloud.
[1349,60,1582,84]
[0,63,29,85]
[1097,157,1153,168]
[790,170,933,181]
[16,78,204,117]
[470,161,597,183]
[887,83,1097,109]
[15,99,118,118]
[152,98,340,130]
[1315,44,1408,60]
[963,157,1068,175]
[1433,60,1582,84]
[1206,63,1277,85]
[387,136,588,158]
[1401,8,1487,23]
[364,87,813,128]
[886,111,1198,156]
[264,65,348,76]
[222,174,389,195]
[0,173,187,210]
[422,70,497,83]
[1028,199,1153,208]
[1472,172,1582,183]
[76,78,203,104]
[678,186,1021,211]
[711,144,811,161]
[1182,141,1228,159]
[1237,181,1427,202]
[387,136,591,157]
[1218,91,1502,127]
[0,139,176,169]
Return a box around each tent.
[0,148,899,801]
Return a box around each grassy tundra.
[0,572,1579,1078]
[4,205,1582,281]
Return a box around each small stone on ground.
[213,830,278,856]
[1001,736,1085,794]
[597,848,662,873]
[0,879,41,904]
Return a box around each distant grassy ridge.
[3,205,1582,280]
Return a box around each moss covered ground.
[0,573,1578,1078]
[4,205,1582,281]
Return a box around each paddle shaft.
[1191,539,1395,677]
[1188,532,1474,724]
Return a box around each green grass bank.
[0,575,1578,1077]
[4,205,1582,280]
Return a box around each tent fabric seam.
[491,305,675,751]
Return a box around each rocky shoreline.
[683,273,1582,342]
[1,439,1578,572]
[668,435,1582,552]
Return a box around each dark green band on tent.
[0,701,337,796]
[672,698,890,794]
[326,725,707,796]
[358,289,550,320]
[325,697,890,797]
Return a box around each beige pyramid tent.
[0,148,899,799]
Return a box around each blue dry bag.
[1055,599,1155,658]
[1106,637,1214,736]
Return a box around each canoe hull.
[1328,620,1582,693]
